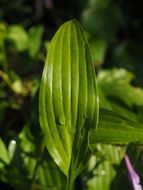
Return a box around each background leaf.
[0,138,10,168]
[98,68,143,108]
[7,25,28,51]
[98,68,143,122]
[28,25,44,58]
[83,144,124,190]
[89,109,143,149]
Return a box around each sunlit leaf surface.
[39,20,99,177]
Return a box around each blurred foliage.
[0,0,143,189]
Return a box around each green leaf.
[97,68,143,121]
[36,150,66,190]
[108,100,138,122]
[89,109,143,149]
[88,36,107,66]
[39,20,99,177]
[99,87,138,122]
[81,0,123,39]
[28,25,44,58]
[0,138,10,168]
[87,160,116,190]
[98,68,143,108]
[18,126,37,177]
[85,145,124,190]
[7,25,28,51]
[98,88,111,110]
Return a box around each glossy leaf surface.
[89,109,143,149]
[39,20,99,176]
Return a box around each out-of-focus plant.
[0,126,66,190]
[0,19,46,189]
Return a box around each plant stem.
[66,161,75,190]
[67,175,74,190]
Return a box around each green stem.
[0,70,12,88]
[66,162,75,190]
[66,175,74,190]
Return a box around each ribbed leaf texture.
[39,20,99,177]
[89,109,143,149]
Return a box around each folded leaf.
[39,20,99,177]
[89,109,143,150]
